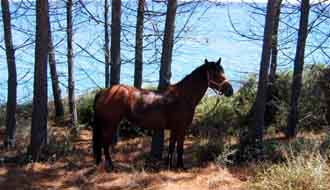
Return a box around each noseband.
[206,71,228,95]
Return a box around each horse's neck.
[175,70,208,107]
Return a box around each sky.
[210,0,328,4]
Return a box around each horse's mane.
[176,63,208,86]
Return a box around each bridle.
[206,70,229,95]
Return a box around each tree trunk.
[151,0,177,159]
[134,0,144,88]
[67,0,77,128]
[104,0,110,87]
[326,100,330,124]
[287,0,310,138]
[48,21,64,119]
[269,0,282,84]
[66,0,77,127]
[2,0,17,148]
[110,0,121,86]
[109,0,121,143]
[248,0,278,144]
[30,0,49,161]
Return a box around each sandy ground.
[0,127,249,190]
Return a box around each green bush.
[192,75,256,138]
[272,65,329,133]
[119,119,150,138]
[192,137,225,163]
[77,91,96,125]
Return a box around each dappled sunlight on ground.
[0,127,248,190]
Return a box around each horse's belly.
[128,111,166,129]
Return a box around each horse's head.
[205,58,233,97]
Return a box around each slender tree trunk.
[48,21,64,119]
[134,0,144,88]
[269,0,282,84]
[151,0,177,159]
[30,0,49,161]
[67,0,77,128]
[287,0,310,138]
[326,99,330,124]
[104,0,110,87]
[1,0,17,148]
[248,0,278,144]
[109,0,121,143]
[110,0,121,86]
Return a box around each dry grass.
[247,147,330,190]
[0,127,248,190]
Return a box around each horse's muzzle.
[223,82,233,97]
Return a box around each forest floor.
[0,124,251,190]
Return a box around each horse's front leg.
[176,130,186,169]
[166,130,176,169]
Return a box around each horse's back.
[94,85,132,119]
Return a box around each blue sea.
[0,1,329,103]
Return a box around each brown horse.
[92,58,233,171]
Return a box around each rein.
[196,70,228,119]
[206,71,228,95]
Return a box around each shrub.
[77,91,96,125]
[215,144,238,166]
[44,127,75,161]
[273,66,329,133]
[233,140,284,164]
[119,119,150,138]
[192,137,225,163]
[280,138,321,158]
[320,136,330,159]
[247,152,330,190]
[194,96,237,134]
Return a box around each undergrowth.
[247,139,330,190]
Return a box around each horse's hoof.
[165,160,173,170]
[177,167,187,172]
[176,164,186,171]
[104,162,114,172]
[105,165,113,173]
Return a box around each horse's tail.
[92,91,102,165]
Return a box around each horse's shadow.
[104,135,209,174]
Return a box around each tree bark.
[151,0,177,159]
[248,0,278,144]
[30,0,49,161]
[134,0,145,88]
[287,0,310,138]
[110,0,121,86]
[269,0,282,84]
[2,0,17,148]
[104,0,110,87]
[48,21,64,119]
[67,0,77,128]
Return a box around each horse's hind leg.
[166,130,177,169]
[103,142,113,171]
[102,122,119,172]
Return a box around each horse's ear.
[217,58,222,65]
[205,59,209,64]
